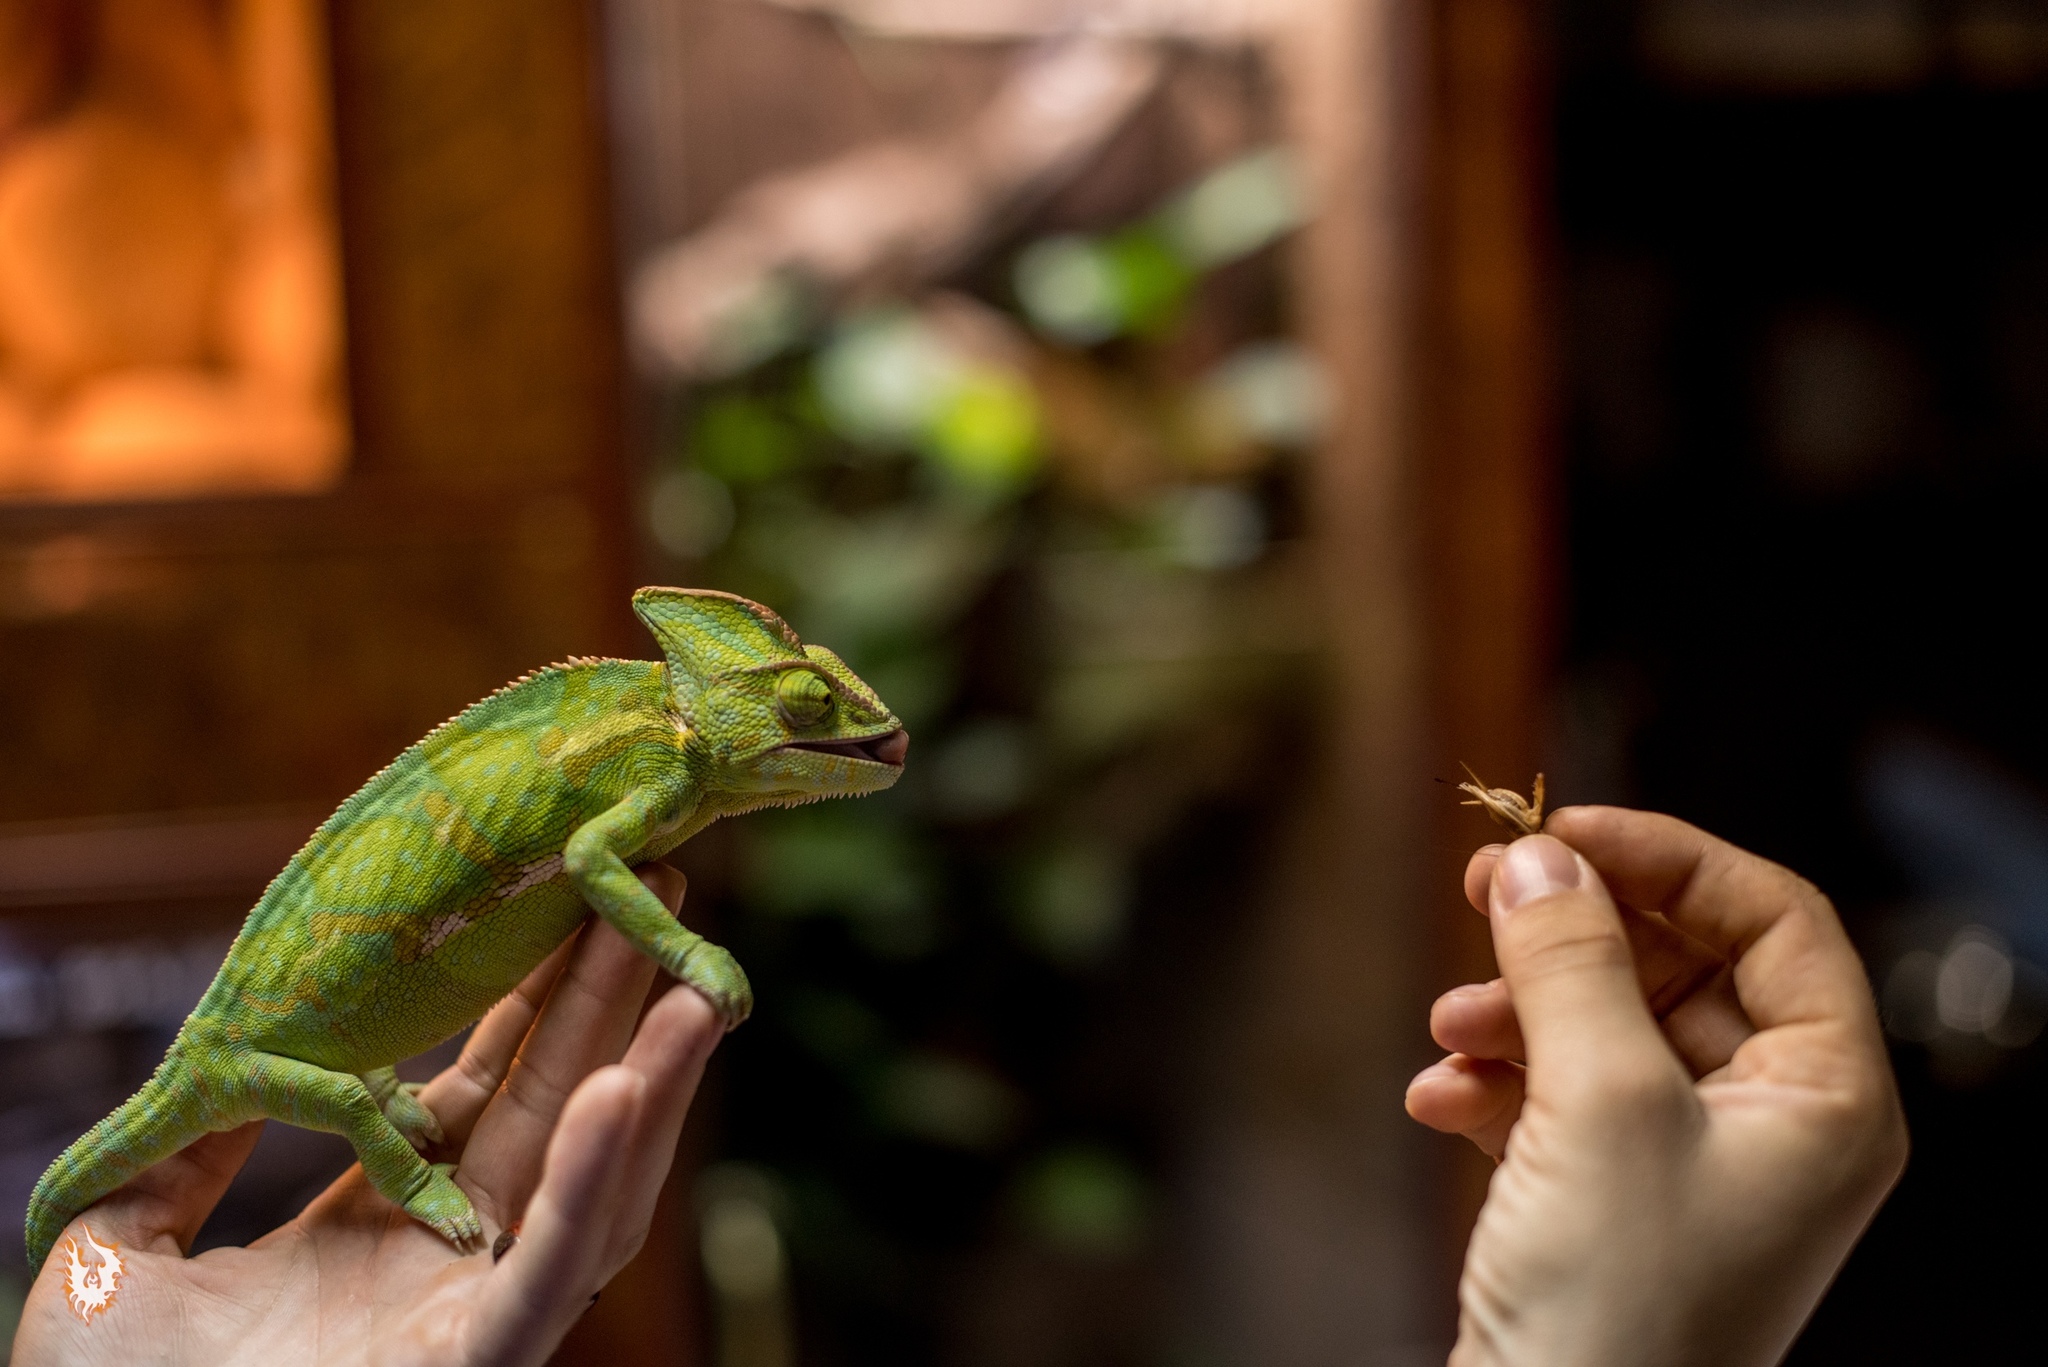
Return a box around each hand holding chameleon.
[12,863,722,1367]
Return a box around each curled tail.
[26,1051,215,1273]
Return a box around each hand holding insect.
[1408,807,1906,1367]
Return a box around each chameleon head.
[633,587,908,804]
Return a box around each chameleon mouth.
[780,728,909,767]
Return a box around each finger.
[467,1067,646,1367]
[1545,806,1877,1032]
[1430,979,1524,1060]
[423,866,690,1151]
[1433,954,1754,1081]
[1477,824,1758,1071]
[1465,845,1506,913]
[1618,903,1727,1015]
[1405,1054,1525,1158]
[1487,835,1677,1081]
[1435,920,1750,1048]
[460,867,684,1220]
[1660,963,1756,1075]
[595,982,722,1274]
[82,1122,265,1256]
[1614,905,1756,1075]
[1477,831,1739,1011]
[418,935,580,1152]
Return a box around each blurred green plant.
[1011,1144,1151,1260]
[643,138,1323,1359]
[1013,146,1309,346]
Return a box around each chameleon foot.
[674,942,754,1030]
[408,1162,482,1248]
[383,1081,446,1151]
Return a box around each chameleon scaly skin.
[25,588,906,1272]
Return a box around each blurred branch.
[759,0,1276,41]
[628,37,1163,378]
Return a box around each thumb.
[1488,835,1668,1075]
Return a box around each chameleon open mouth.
[780,728,909,767]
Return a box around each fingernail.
[1493,836,1580,911]
[1477,844,1506,857]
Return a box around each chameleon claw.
[409,1163,482,1248]
[384,1084,447,1151]
[674,942,754,1030]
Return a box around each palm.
[13,866,719,1367]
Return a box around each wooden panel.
[1422,0,1557,1297]
[332,0,630,498]
[1175,1,1444,1360]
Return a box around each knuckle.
[1779,869,1841,927]
[454,1049,500,1096]
[501,1057,573,1114]
[1783,869,1829,907]
[1504,917,1633,983]
[1714,843,1840,929]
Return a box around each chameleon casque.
[26,587,907,1273]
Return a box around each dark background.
[1554,7,2048,1358]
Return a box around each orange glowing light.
[0,0,348,503]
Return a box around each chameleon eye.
[776,670,834,728]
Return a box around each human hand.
[1405,807,1908,1367]
[11,864,720,1367]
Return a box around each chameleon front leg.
[563,788,754,1028]
[243,1052,481,1247]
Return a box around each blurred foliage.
[646,146,1326,1361]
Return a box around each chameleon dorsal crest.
[632,587,807,711]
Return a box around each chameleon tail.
[26,1051,214,1273]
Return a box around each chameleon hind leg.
[361,1066,445,1151]
[245,1052,480,1246]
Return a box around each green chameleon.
[26,587,907,1273]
